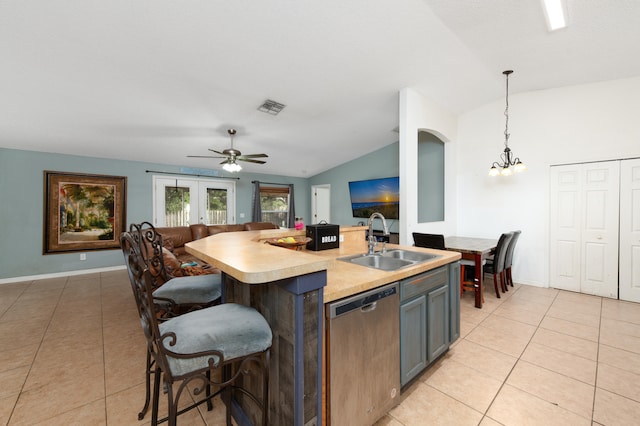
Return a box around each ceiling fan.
[187,129,268,172]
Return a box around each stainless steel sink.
[338,249,441,271]
[381,249,440,263]
[347,254,414,271]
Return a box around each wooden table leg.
[474,253,483,308]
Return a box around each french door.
[153,176,235,227]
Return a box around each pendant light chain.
[488,69,526,176]
[504,72,510,148]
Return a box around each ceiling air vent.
[258,99,286,115]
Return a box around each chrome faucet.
[367,212,389,255]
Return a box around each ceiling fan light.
[223,162,242,173]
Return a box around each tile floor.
[1,270,640,425]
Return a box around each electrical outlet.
[80,253,87,261]
[339,234,344,242]
[239,212,245,218]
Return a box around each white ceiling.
[2,0,640,177]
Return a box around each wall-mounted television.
[348,176,400,220]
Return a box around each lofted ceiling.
[2,0,640,177]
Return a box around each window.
[164,185,192,227]
[259,186,290,227]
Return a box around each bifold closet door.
[619,158,640,303]
[550,161,620,298]
[550,164,582,292]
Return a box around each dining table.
[445,236,497,308]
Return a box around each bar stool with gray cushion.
[129,222,222,316]
[125,247,272,426]
[121,229,221,420]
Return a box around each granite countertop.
[185,226,461,303]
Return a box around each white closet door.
[580,161,619,298]
[550,165,582,292]
[311,185,331,224]
[620,158,640,303]
[549,161,619,298]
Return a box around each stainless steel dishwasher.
[326,282,400,426]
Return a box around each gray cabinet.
[399,263,459,387]
[448,262,460,342]
[427,284,449,362]
[400,295,426,386]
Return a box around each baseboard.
[0,265,127,285]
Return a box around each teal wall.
[0,148,310,280]
[309,142,400,232]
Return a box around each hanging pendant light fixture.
[489,70,526,176]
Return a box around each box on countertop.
[306,222,339,251]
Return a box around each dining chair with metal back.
[122,233,272,425]
[129,221,222,317]
[121,224,223,420]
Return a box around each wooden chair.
[123,236,272,426]
[411,233,480,301]
[504,230,521,288]
[460,260,483,303]
[412,233,445,249]
[483,232,514,298]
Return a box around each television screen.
[348,176,400,219]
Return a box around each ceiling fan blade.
[238,158,267,164]
[188,129,269,167]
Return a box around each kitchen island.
[186,226,461,426]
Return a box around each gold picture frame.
[44,171,127,254]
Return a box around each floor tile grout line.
[6,277,68,425]
[0,280,31,322]
[100,272,109,425]
[504,289,609,422]
[478,285,563,424]
[459,283,526,425]
[591,295,603,423]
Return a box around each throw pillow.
[181,265,215,276]
[162,247,183,277]
[162,237,175,253]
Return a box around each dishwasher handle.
[328,283,398,318]
[360,301,377,313]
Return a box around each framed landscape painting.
[44,171,127,254]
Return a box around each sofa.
[155,222,280,276]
